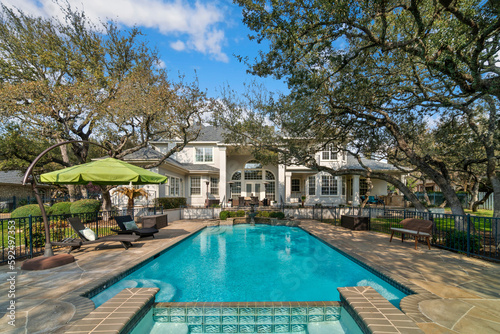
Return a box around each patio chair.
[112,215,159,238]
[52,217,140,254]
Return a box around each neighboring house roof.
[0,170,24,185]
[342,155,400,172]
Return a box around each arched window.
[244,160,262,169]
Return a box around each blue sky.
[6,0,288,98]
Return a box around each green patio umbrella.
[40,157,167,185]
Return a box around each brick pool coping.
[339,286,424,334]
[66,288,159,334]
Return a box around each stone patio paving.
[0,219,499,333]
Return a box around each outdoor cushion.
[79,228,96,241]
[123,220,138,230]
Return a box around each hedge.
[70,199,101,214]
[154,197,187,209]
[11,204,50,218]
[50,202,72,216]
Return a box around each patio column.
[219,146,226,203]
[285,172,292,203]
[278,164,286,204]
[352,175,360,206]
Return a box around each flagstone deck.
[0,219,499,333]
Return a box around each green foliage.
[220,211,229,220]
[11,204,50,218]
[154,197,187,209]
[70,199,101,214]
[50,202,72,216]
[444,231,482,253]
[236,210,245,217]
[257,211,270,217]
[31,223,45,247]
[269,211,285,219]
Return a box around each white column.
[285,172,292,203]
[278,164,286,204]
[219,146,227,203]
[352,175,360,206]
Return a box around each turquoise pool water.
[92,224,406,307]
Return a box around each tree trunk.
[57,139,79,201]
[101,186,113,211]
[360,178,373,210]
[468,181,479,211]
[127,197,134,217]
[472,190,492,212]
[420,176,431,206]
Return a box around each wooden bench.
[390,218,433,250]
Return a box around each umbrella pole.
[30,179,54,257]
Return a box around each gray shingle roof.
[179,163,219,172]
[0,170,24,185]
[342,155,400,171]
[121,147,165,160]
[195,126,225,142]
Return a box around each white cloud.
[3,0,229,62]
[155,59,167,69]
[170,40,186,51]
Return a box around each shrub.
[70,199,101,214]
[50,202,72,216]
[257,211,270,217]
[236,210,245,217]
[154,197,187,209]
[11,204,50,218]
[444,230,482,253]
[269,211,285,219]
[220,211,229,220]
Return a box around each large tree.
[0,4,209,206]
[233,0,500,217]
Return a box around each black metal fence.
[310,206,500,262]
[0,206,164,264]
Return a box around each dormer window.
[195,147,213,162]
[321,144,337,161]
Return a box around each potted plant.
[301,195,306,207]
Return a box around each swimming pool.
[92,224,406,307]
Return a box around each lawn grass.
[464,209,494,217]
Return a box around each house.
[119,126,404,208]
[0,170,53,210]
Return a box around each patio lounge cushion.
[123,220,138,230]
[79,228,96,241]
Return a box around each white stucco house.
[117,126,403,208]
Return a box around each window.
[265,182,275,201]
[195,147,213,162]
[230,182,241,196]
[321,175,338,196]
[210,177,219,195]
[169,177,181,196]
[244,170,262,180]
[321,144,338,161]
[265,171,275,180]
[342,176,346,196]
[308,176,315,196]
[190,176,201,195]
[291,179,300,192]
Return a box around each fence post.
[29,215,33,258]
[466,214,471,257]
[154,206,157,215]
[95,212,99,238]
[403,209,406,220]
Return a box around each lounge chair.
[52,217,140,253]
[112,215,159,238]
